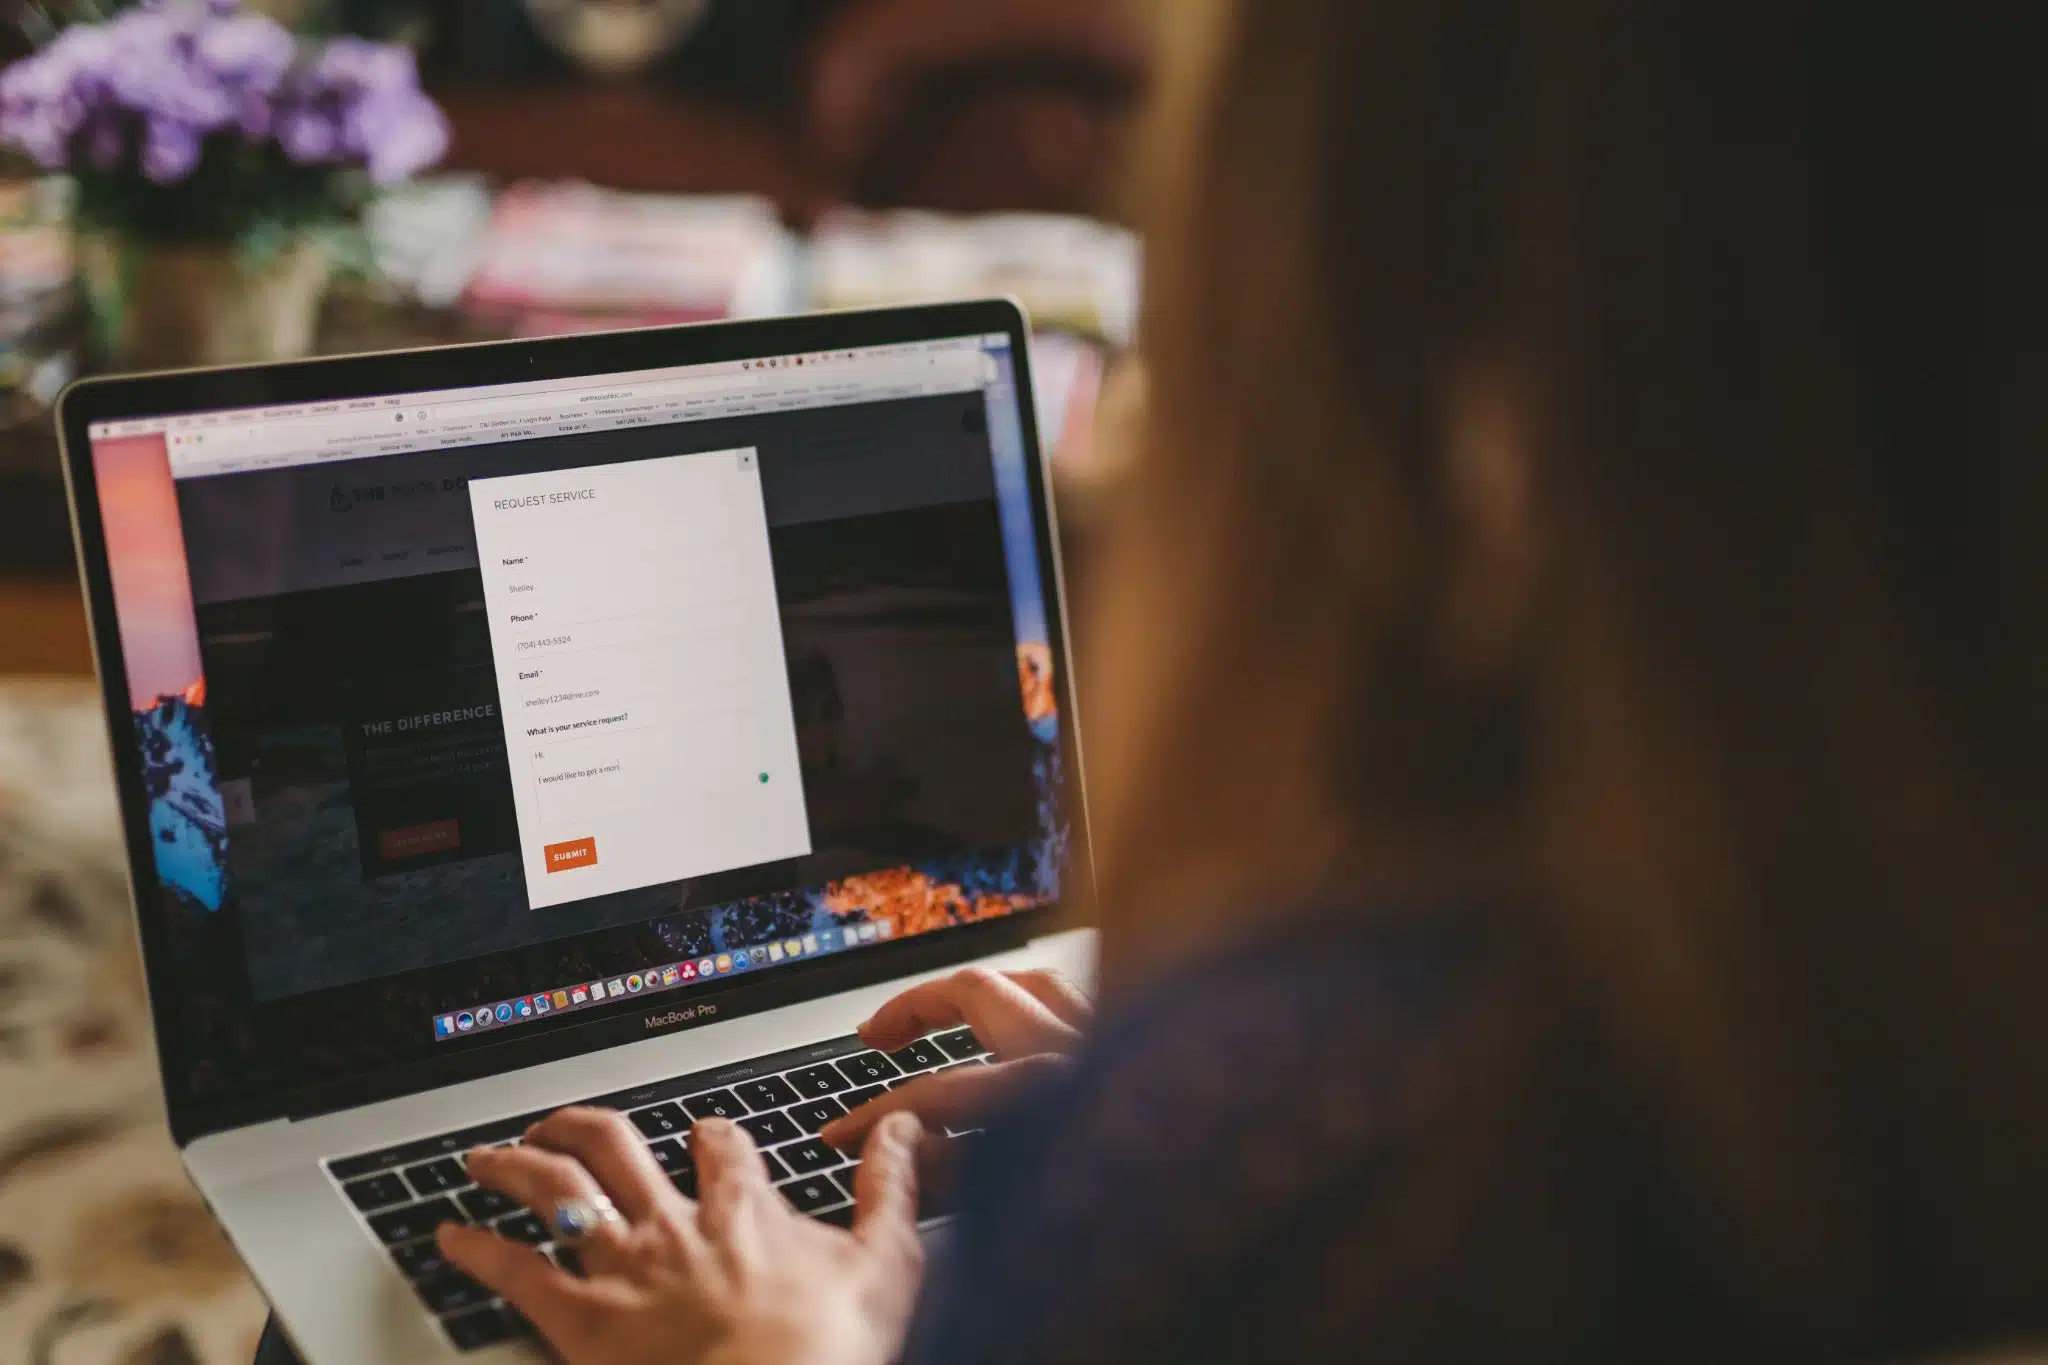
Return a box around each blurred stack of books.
[370,179,1138,347]
[4,175,1135,474]
[368,180,1135,475]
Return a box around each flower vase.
[77,230,332,371]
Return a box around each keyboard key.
[671,1169,698,1199]
[886,1077,920,1090]
[787,1097,845,1133]
[842,1084,888,1110]
[443,1306,517,1351]
[831,1162,863,1200]
[415,1269,491,1315]
[758,1148,793,1182]
[457,1187,521,1222]
[787,1064,852,1097]
[388,1239,450,1280]
[630,1103,689,1139]
[367,1198,464,1245]
[779,1137,844,1175]
[329,1150,406,1181]
[646,1139,690,1173]
[778,1176,845,1214]
[682,1089,749,1121]
[403,1158,467,1198]
[495,1212,550,1245]
[344,1173,410,1211]
[888,1039,947,1072]
[733,1076,800,1111]
[836,1052,901,1086]
[933,1029,988,1060]
[551,1245,585,1278]
[738,1112,802,1147]
[815,1203,856,1228]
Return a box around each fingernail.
[694,1116,735,1144]
[880,1111,923,1147]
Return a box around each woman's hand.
[437,1106,927,1365]
[821,966,1091,1153]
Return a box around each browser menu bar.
[87,335,1007,479]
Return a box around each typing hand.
[821,967,1091,1154]
[440,1109,925,1365]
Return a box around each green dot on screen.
[759,773,770,783]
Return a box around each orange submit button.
[543,837,598,873]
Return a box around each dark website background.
[155,391,1051,1095]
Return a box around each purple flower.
[142,116,202,182]
[233,88,271,139]
[309,35,415,98]
[354,92,449,185]
[0,0,447,185]
[278,104,340,164]
[196,14,293,86]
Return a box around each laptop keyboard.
[324,1028,991,1351]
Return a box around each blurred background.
[0,3,1159,1362]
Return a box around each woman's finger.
[821,1054,1066,1150]
[857,967,1081,1056]
[851,1112,924,1254]
[1005,968,1094,1028]
[689,1118,774,1253]
[465,1142,608,1218]
[437,1223,614,1349]
[524,1106,674,1223]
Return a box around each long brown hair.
[1086,0,2047,1351]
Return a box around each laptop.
[55,299,1093,1363]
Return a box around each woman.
[437,1,2048,1361]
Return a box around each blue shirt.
[900,909,1518,1365]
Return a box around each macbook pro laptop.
[55,300,1093,1363]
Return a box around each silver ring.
[549,1194,624,1244]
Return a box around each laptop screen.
[84,328,1065,1110]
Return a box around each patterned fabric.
[0,683,266,1365]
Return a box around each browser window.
[97,336,1058,1025]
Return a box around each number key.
[836,1051,901,1086]
[630,1103,688,1139]
[344,1173,410,1211]
[682,1089,748,1121]
[403,1158,466,1198]
[733,1076,800,1111]
[786,1064,851,1097]
[888,1038,947,1072]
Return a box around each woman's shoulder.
[909,905,1540,1365]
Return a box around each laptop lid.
[56,301,1087,1146]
